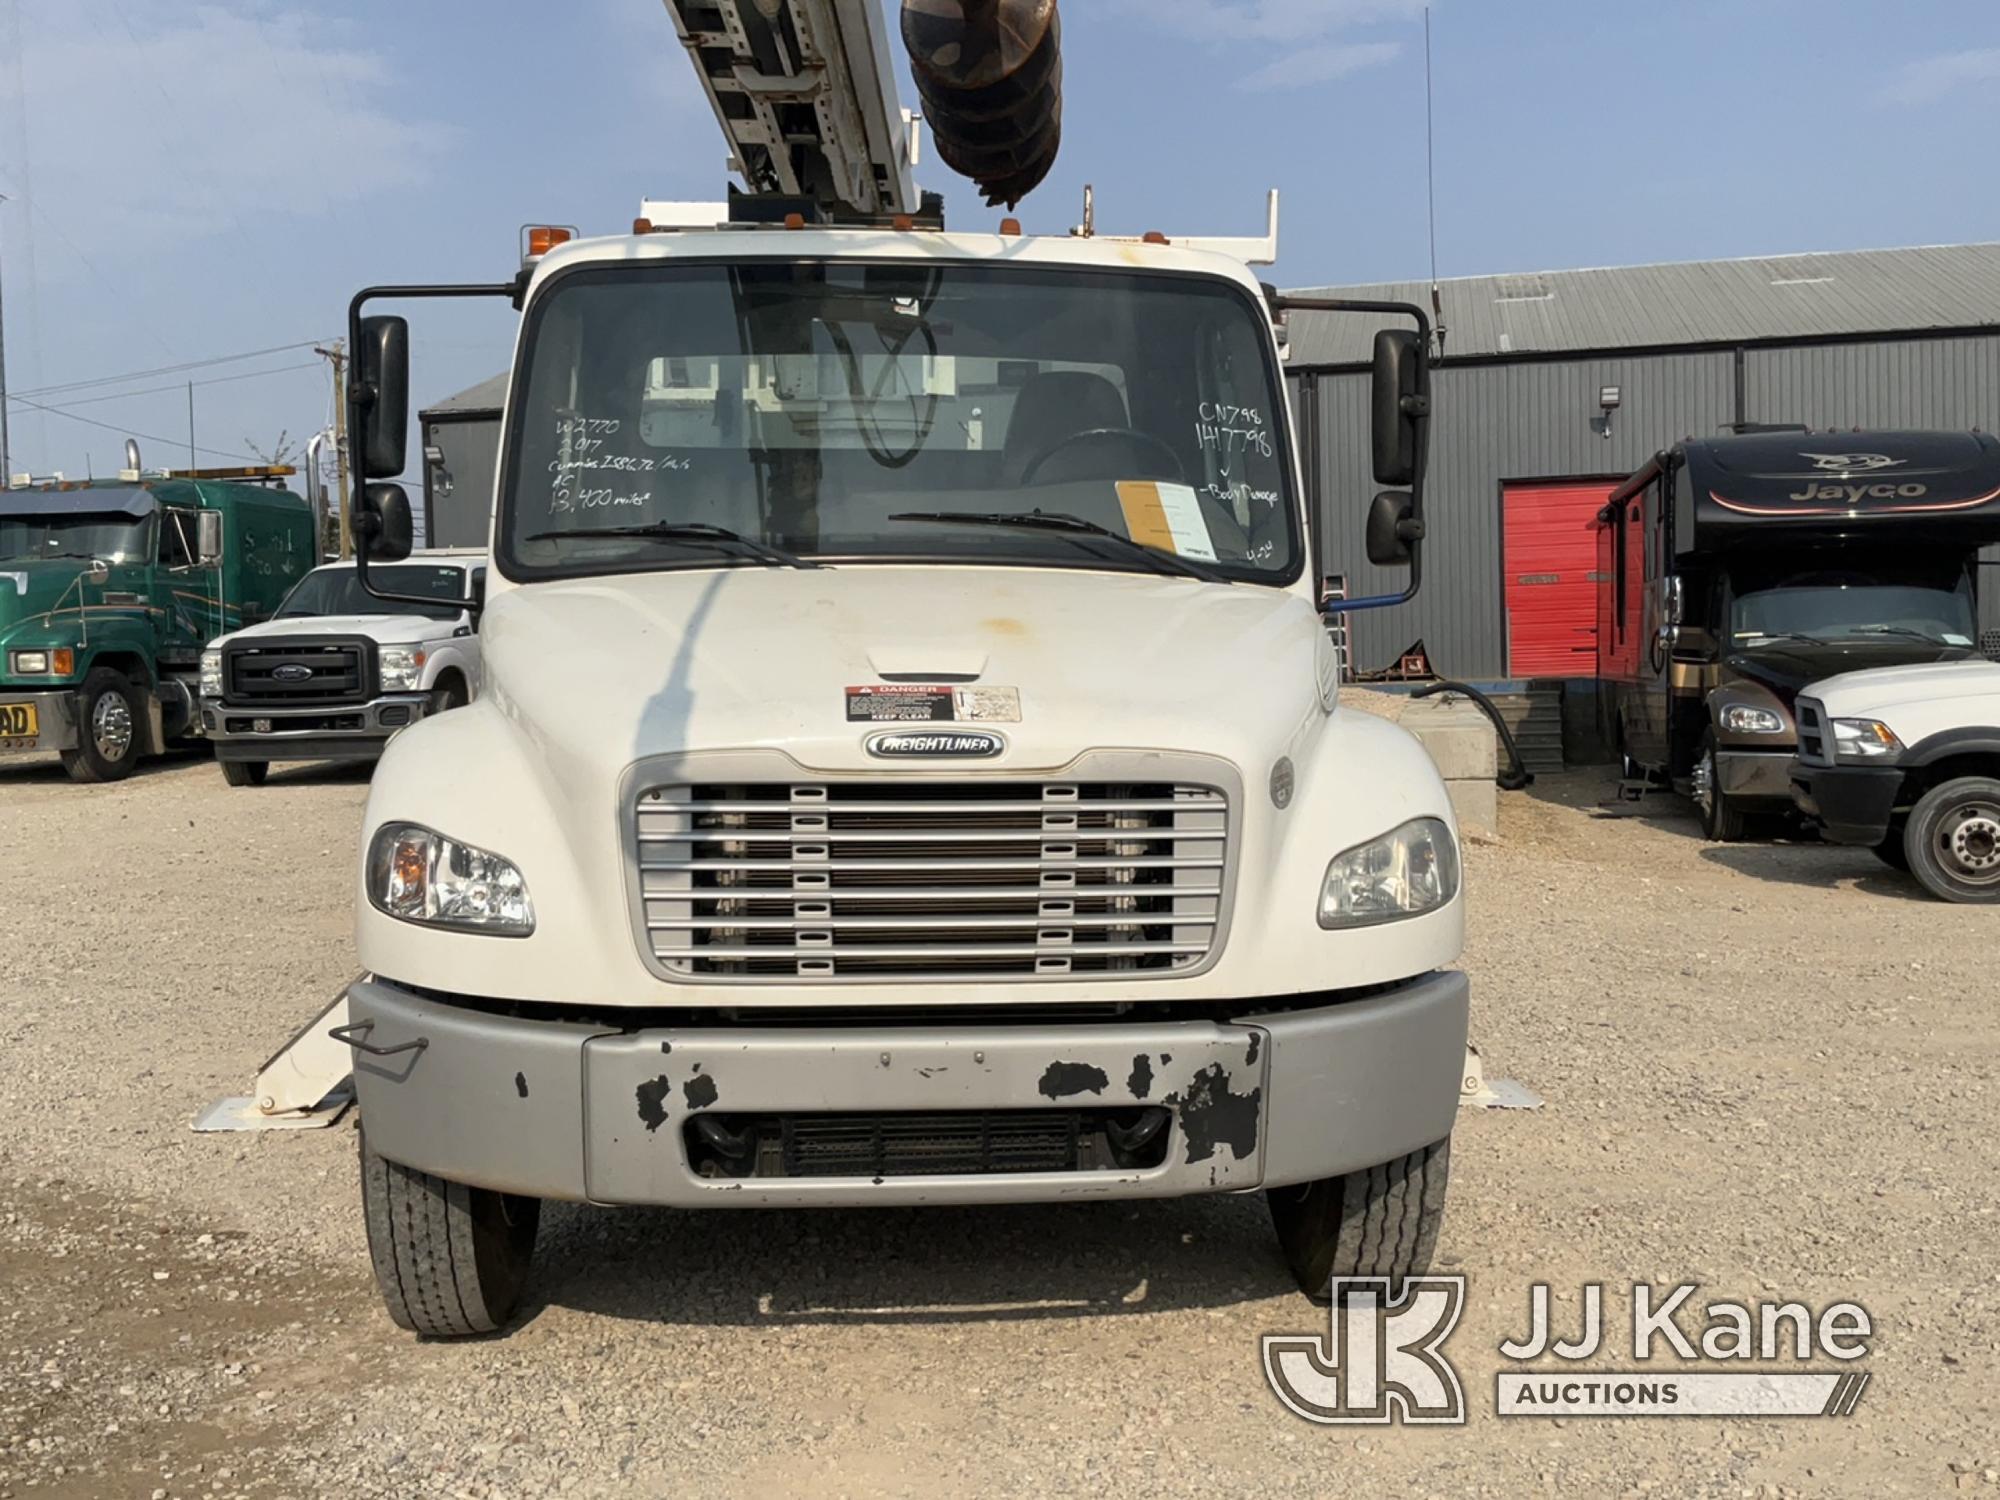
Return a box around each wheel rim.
[91,691,134,761]
[1936,801,2000,885]
[1692,751,1716,818]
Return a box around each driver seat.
[1001,371,1130,485]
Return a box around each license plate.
[0,702,39,742]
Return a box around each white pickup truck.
[199,551,485,786]
[1791,659,2000,901]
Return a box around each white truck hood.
[214,613,458,649]
[1807,659,2000,719]
[479,565,1333,777]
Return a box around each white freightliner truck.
[328,0,1469,1336]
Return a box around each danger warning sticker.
[846,686,1022,723]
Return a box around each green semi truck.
[0,464,319,782]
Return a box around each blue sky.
[2,0,1997,480]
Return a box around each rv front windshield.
[497,261,1300,585]
[1732,574,1978,647]
[0,512,149,564]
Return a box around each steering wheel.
[1019,427,1186,486]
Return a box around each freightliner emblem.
[866,729,1006,759]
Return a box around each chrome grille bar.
[633,778,1231,983]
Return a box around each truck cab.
[0,470,316,782]
[1594,430,2000,839]
[200,551,486,786]
[329,222,1470,1337]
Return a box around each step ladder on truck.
[204,0,1494,1337]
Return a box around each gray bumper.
[202,693,431,761]
[0,689,80,755]
[1716,748,1795,803]
[345,972,1470,1207]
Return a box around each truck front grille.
[223,638,375,706]
[633,779,1230,982]
[1796,699,1829,766]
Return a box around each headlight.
[1720,704,1785,735]
[1319,816,1460,929]
[199,649,222,698]
[379,646,427,692]
[366,823,534,935]
[1832,718,1902,761]
[8,648,73,676]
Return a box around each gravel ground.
[1,747,1996,1498]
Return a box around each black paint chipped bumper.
[344,971,1469,1207]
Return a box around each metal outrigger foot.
[1459,1044,1543,1111]
[192,986,356,1132]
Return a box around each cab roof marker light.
[522,224,579,261]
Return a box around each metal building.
[1286,243,2000,681]
[418,374,506,550]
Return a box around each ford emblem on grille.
[272,664,315,683]
[865,729,1006,759]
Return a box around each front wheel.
[59,668,143,783]
[1267,1139,1450,1302]
[1694,731,1746,842]
[220,759,269,787]
[360,1128,540,1337]
[1904,776,2000,903]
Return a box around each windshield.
[1732,577,1977,646]
[0,513,149,564]
[277,564,470,621]
[499,262,1300,584]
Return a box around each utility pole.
[0,191,12,484]
[187,380,197,470]
[315,340,351,558]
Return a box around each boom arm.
[663,0,921,220]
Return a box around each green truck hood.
[0,559,151,649]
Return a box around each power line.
[11,361,325,413]
[7,339,335,401]
[6,389,259,464]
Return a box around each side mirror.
[353,482,414,563]
[195,509,225,566]
[1370,328,1425,487]
[1365,491,1423,568]
[355,315,410,479]
[1661,574,1685,626]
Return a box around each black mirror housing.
[1366,491,1423,568]
[355,482,414,563]
[1371,328,1423,487]
[356,315,410,479]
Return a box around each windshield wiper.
[1739,631,1829,646]
[890,510,1231,584]
[526,522,819,570]
[1847,625,1953,644]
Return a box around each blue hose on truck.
[1410,682,1536,792]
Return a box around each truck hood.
[1726,638,1975,705]
[1806,658,2000,718]
[0,558,151,649]
[215,613,458,648]
[480,566,1332,778]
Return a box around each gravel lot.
[2,747,1996,1498]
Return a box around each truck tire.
[1267,1138,1450,1302]
[220,759,269,787]
[429,676,469,716]
[1695,730,1746,843]
[1903,776,2000,904]
[359,1128,540,1337]
[59,668,143,783]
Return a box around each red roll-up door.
[1503,481,1618,678]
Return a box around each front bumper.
[1791,762,1905,845]
[202,693,432,762]
[1715,748,1796,806]
[0,688,80,756]
[344,971,1470,1207]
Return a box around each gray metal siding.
[1304,351,1736,679]
[1743,337,2000,638]
[424,416,500,551]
